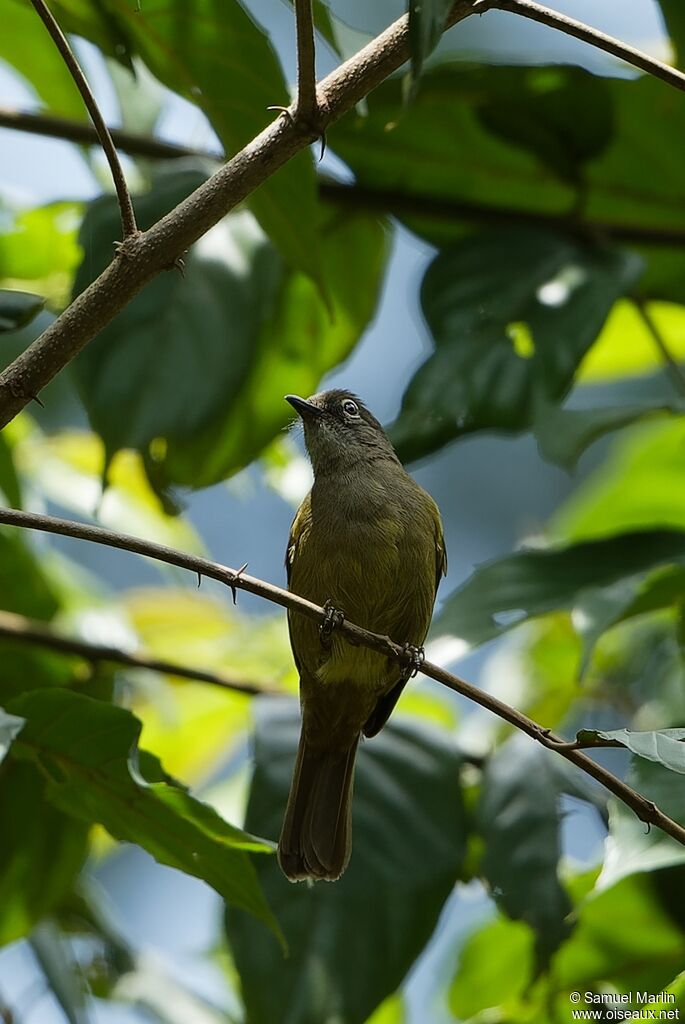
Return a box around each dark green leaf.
[0,708,24,765]
[533,402,685,472]
[478,738,571,961]
[51,0,136,68]
[408,0,453,84]
[7,688,279,936]
[389,228,641,462]
[0,289,46,333]
[631,757,685,827]
[449,916,535,1020]
[226,700,466,1024]
[159,211,387,488]
[0,760,89,946]
[0,433,22,508]
[575,728,685,773]
[0,529,59,620]
[72,170,282,458]
[658,1,685,67]
[438,530,685,649]
[475,65,613,183]
[82,0,321,282]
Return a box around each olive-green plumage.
[278,389,446,882]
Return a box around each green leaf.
[7,688,279,936]
[551,872,685,993]
[573,565,685,669]
[72,170,282,458]
[0,431,22,508]
[0,708,24,765]
[0,528,59,620]
[575,729,685,773]
[533,401,685,472]
[631,757,685,828]
[159,210,387,488]
[478,738,572,961]
[0,201,84,309]
[554,419,685,542]
[89,0,321,282]
[2,0,88,120]
[0,760,89,946]
[578,301,685,384]
[0,289,45,333]
[449,916,535,1020]
[408,0,453,84]
[438,530,685,649]
[226,701,466,1024]
[50,0,136,67]
[658,1,685,67]
[389,228,641,462]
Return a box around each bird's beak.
[285,394,322,419]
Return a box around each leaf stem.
[28,0,138,239]
[294,0,319,125]
[2,505,685,848]
[634,298,685,397]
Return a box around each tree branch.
[0,0,477,428]
[2,505,684,847]
[0,105,221,162]
[28,0,137,238]
[0,609,277,697]
[634,297,685,397]
[481,0,685,96]
[294,0,319,124]
[320,180,685,248]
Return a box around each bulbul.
[278,389,446,882]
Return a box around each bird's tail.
[278,732,359,882]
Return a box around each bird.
[278,389,447,882]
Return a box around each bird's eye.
[341,399,359,418]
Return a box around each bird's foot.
[400,643,425,680]
[320,600,344,646]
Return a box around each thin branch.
[28,0,137,238]
[0,610,277,697]
[481,0,685,96]
[634,298,685,397]
[294,0,319,124]
[0,105,221,162]
[2,506,685,848]
[320,180,685,248]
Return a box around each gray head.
[285,389,399,476]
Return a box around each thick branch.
[0,0,476,428]
[294,0,319,124]
[0,610,276,696]
[2,505,685,847]
[482,0,685,95]
[29,0,137,238]
[0,105,220,162]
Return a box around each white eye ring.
[342,399,359,417]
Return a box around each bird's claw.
[320,600,344,645]
[401,643,425,679]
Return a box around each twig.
[0,610,277,697]
[294,0,319,125]
[634,298,685,397]
[320,180,685,248]
[2,506,685,848]
[0,105,221,162]
[28,0,138,238]
[481,0,685,95]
